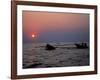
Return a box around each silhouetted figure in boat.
[75,43,88,49]
[45,44,56,50]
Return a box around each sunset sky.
[23,11,89,43]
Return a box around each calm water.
[23,42,89,69]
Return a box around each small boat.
[45,44,56,50]
[75,43,88,49]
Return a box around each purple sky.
[23,11,89,43]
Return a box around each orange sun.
[32,34,35,38]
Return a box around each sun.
[32,34,35,38]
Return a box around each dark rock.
[45,44,56,50]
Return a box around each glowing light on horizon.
[32,34,35,38]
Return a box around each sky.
[23,11,89,43]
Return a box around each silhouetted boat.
[45,44,56,50]
[75,43,88,49]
